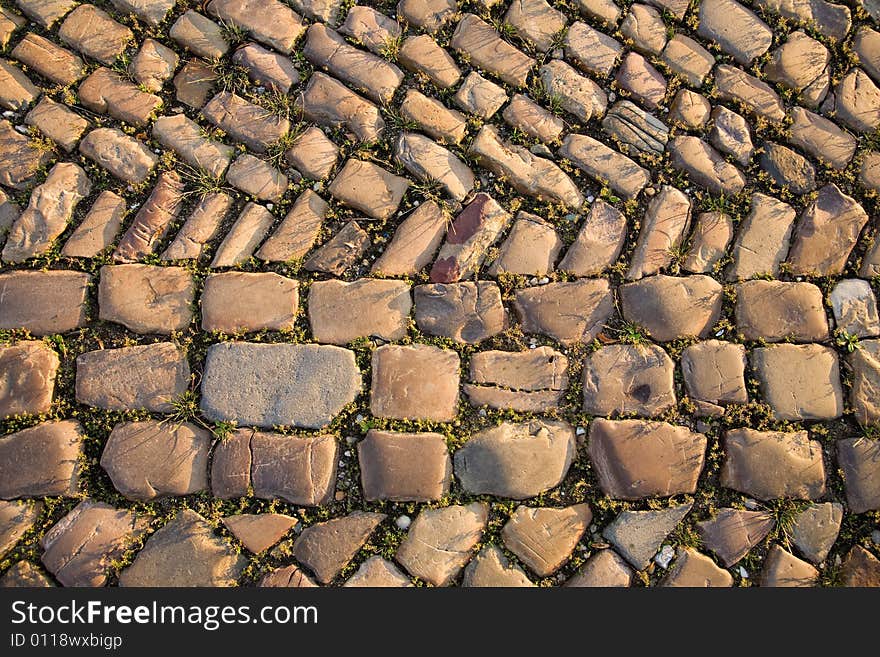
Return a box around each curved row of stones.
[1,0,880,587]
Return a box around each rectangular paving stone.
[559,133,649,200]
[328,159,409,220]
[0,59,38,110]
[540,60,607,122]
[109,0,175,25]
[25,97,89,152]
[451,13,534,87]
[58,5,133,66]
[11,33,84,86]
[303,220,370,275]
[0,120,51,190]
[62,191,127,258]
[170,10,229,60]
[211,202,275,268]
[256,189,327,263]
[78,68,162,127]
[202,91,289,153]
[0,420,83,498]
[79,127,158,184]
[395,131,474,202]
[207,0,305,54]
[16,0,78,28]
[399,35,461,89]
[233,43,300,94]
[98,265,195,334]
[0,7,25,48]
[565,21,623,77]
[201,272,298,333]
[283,126,339,180]
[161,192,234,261]
[371,200,448,277]
[298,72,384,143]
[0,271,90,334]
[152,114,233,179]
[114,172,185,262]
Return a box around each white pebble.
[654,545,675,569]
[266,203,274,211]
[345,435,357,445]
[539,276,549,284]
[355,414,365,422]
[738,566,749,579]
[743,498,758,510]
[343,450,351,457]
[872,530,880,545]
[576,426,586,436]
[586,195,594,203]
[715,329,724,336]
[478,409,487,417]
[2,110,15,118]
[14,125,28,135]
[395,515,411,530]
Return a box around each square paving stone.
[369,344,460,422]
[98,265,195,335]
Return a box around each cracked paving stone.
[12,33,84,86]
[502,504,592,577]
[303,220,370,276]
[58,5,132,66]
[259,565,317,587]
[308,278,412,344]
[565,20,623,78]
[222,514,297,554]
[98,265,195,335]
[602,503,692,570]
[161,192,233,262]
[0,120,52,190]
[292,511,386,584]
[465,347,569,412]
[697,509,775,567]
[251,432,339,505]
[582,344,676,418]
[396,131,474,202]
[560,132,648,199]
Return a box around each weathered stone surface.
[601,100,669,156]
[259,564,317,587]
[222,514,297,554]
[162,192,233,261]
[514,279,614,345]
[502,504,591,577]
[451,13,533,87]
[566,549,633,587]
[344,556,413,587]
[787,184,868,276]
[211,202,275,268]
[110,0,175,25]
[403,89,467,145]
[59,5,132,65]
[289,0,344,24]
[234,43,299,94]
[855,26,880,85]
[76,344,189,414]
[174,60,216,109]
[339,5,401,55]
[662,548,733,587]
[762,544,818,587]
[257,190,327,263]
[462,546,534,587]
[114,172,185,263]
[226,154,288,202]
[603,503,692,569]
[615,52,666,109]
[789,107,856,169]
[558,200,626,276]
[620,275,722,342]
[25,97,89,153]
[504,0,565,52]
[791,503,842,564]
[79,127,158,184]
[565,20,623,77]
[760,142,815,194]
[284,126,338,180]
[489,213,562,277]
[208,430,253,499]
[359,430,451,502]
[396,503,487,586]
[765,31,829,107]
[329,159,408,220]
[396,131,474,202]
[251,432,339,505]
[668,136,746,196]
[16,0,76,28]
[414,282,505,344]
[303,24,402,104]
[714,64,786,124]
[465,347,568,412]
[0,341,59,418]
[202,92,289,153]
[398,0,456,31]
[710,106,753,166]
[201,272,298,333]
[830,68,880,133]
[299,72,383,143]
[627,185,691,280]
[0,501,41,558]
[293,512,385,584]
[207,0,304,53]
[621,4,667,56]
[469,126,582,208]
[661,35,713,87]
[588,419,706,500]
[754,0,850,41]
[838,437,880,513]
[370,344,459,422]
[309,278,411,345]
[697,0,771,64]
[503,94,564,145]
[170,10,228,59]
[0,271,89,335]
[735,280,829,342]
[42,501,150,587]
[398,35,460,89]
[752,344,843,421]
[101,421,210,500]
[453,72,507,118]
[582,344,676,418]
[850,341,880,428]
[303,220,370,275]
[120,509,246,587]
[98,265,194,334]
[12,33,84,86]
[130,38,178,92]
[2,162,91,263]
[454,420,576,499]
[722,428,826,500]
[78,67,161,127]
[681,340,748,410]
[201,343,360,429]
[560,133,648,199]
[0,420,82,498]
[152,114,233,179]
[727,193,796,280]
[841,546,880,587]
[577,0,624,22]
[0,561,53,587]
[430,193,511,283]
[371,202,447,276]
[683,212,733,274]
[540,61,607,123]
[697,509,774,567]
[0,120,51,190]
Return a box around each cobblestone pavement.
[1,0,879,588]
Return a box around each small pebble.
[395,515,411,530]
[345,435,357,445]
[576,426,586,436]
[654,544,675,569]
[743,499,758,510]
[343,450,351,457]
[738,566,749,579]
[871,530,880,545]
